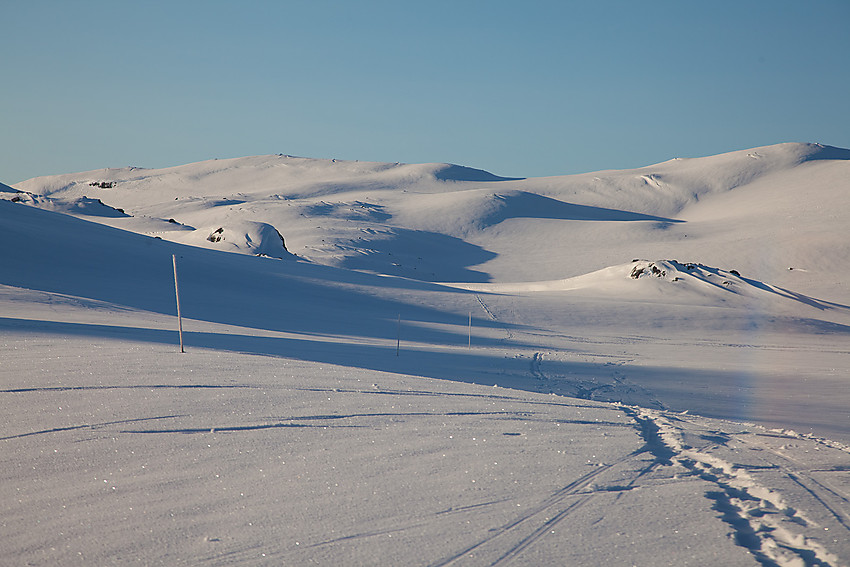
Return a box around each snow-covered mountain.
[3,143,850,566]
[5,140,850,431]
[10,142,849,291]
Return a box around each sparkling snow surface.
[3,143,850,565]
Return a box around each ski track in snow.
[627,407,847,567]
[475,294,513,340]
[528,349,665,410]
[428,450,646,567]
[739,437,850,534]
[427,388,849,565]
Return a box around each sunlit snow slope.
[5,141,850,435]
[10,143,849,294]
[3,144,850,566]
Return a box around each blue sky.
[3,0,849,183]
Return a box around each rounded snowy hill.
[9,143,848,294]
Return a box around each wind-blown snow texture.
[2,142,850,565]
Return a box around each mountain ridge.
[5,142,848,299]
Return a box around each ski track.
[530,350,665,409]
[626,407,845,567]
[0,414,186,441]
[428,451,643,567]
[397,335,847,566]
[734,435,850,534]
[475,295,513,340]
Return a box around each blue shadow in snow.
[339,227,497,283]
[484,192,683,226]
[0,316,539,386]
[433,164,523,182]
[5,315,850,444]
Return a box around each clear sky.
[3,0,849,183]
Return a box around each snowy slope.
[6,141,850,433]
[3,143,850,565]
[11,143,849,293]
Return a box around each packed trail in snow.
[2,142,849,565]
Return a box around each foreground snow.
[2,143,850,565]
[4,325,850,566]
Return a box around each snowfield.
[2,142,850,565]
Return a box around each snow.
[2,142,850,565]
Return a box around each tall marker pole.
[172,254,185,353]
[396,313,401,357]
[468,311,472,349]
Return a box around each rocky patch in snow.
[1,188,130,218]
[176,220,293,259]
[624,260,848,311]
[629,260,742,286]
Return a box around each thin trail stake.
[468,311,472,349]
[396,313,401,357]
[172,254,185,353]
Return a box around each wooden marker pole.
[172,255,185,353]
[396,314,401,357]
[468,311,472,349]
